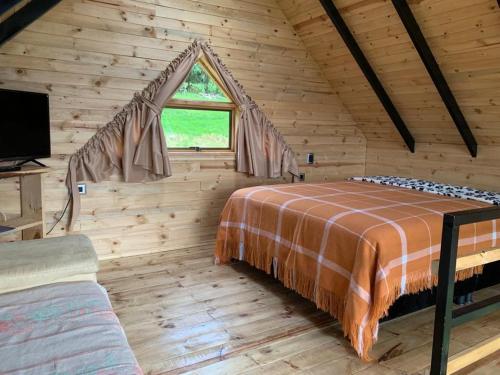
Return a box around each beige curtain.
[66,40,298,230]
[200,44,298,178]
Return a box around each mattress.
[0,281,142,374]
[215,180,499,359]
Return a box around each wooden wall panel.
[366,142,500,191]
[0,0,366,259]
[280,0,500,191]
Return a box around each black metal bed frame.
[431,205,500,374]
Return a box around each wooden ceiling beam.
[319,0,415,153]
[392,0,478,157]
[0,0,62,47]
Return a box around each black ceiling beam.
[0,0,22,16]
[392,0,478,157]
[319,0,415,152]
[0,0,62,47]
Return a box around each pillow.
[0,235,98,294]
[350,176,500,206]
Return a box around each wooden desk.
[0,166,49,240]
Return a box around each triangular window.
[161,61,235,150]
[173,63,231,103]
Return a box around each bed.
[0,281,142,374]
[215,177,499,359]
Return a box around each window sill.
[168,150,236,161]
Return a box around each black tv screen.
[0,89,51,162]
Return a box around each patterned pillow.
[350,176,500,206]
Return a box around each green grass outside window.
[161,108,231,149]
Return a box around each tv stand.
[0,160,47,173]
[0,166,49,240]
[0,164,21,173]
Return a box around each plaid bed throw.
[215,181,499,359]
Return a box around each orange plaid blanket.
[215,181,499,359]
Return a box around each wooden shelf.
[0,166,50,179]
[0,166,48,240]
[1,216,43,236]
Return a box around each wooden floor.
[98,243,500,375]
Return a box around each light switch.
[77,183,87,195]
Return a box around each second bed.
[215,177,499,359]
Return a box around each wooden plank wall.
[279,0,500,191]
[0,0,366,259]
[366,143,500,191]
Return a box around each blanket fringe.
[215,239,483,361]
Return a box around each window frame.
[163,99,236,152]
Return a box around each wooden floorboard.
[98,245,500,374]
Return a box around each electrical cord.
[46,196,71,235]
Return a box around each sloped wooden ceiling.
[280,0,500,146]
[278,0,500,189]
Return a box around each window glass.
[173,63,231,103]
[161,108,231,149]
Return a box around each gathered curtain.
[66,40,299,230]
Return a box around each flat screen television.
[0,88,51,163]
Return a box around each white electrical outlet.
[77,183,87,195]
